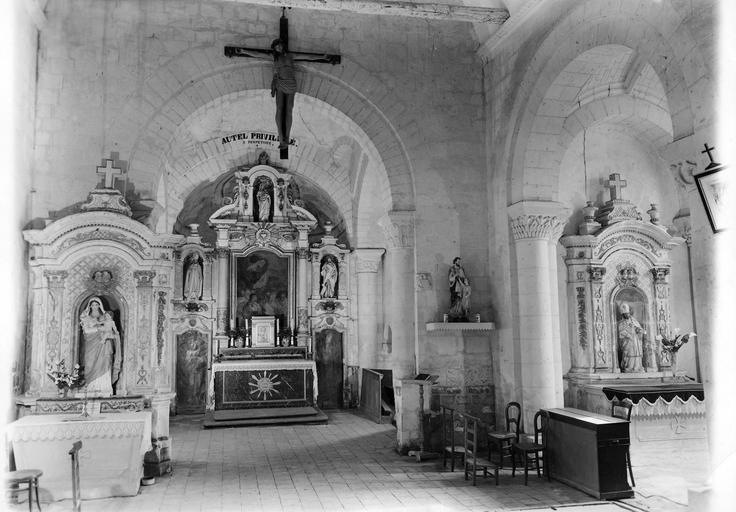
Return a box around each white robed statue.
[80,296,122,395]
[184,254,203,301]
[320,259,338,298]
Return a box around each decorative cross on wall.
[606,173,627,201]
[701,143,717,164]
[96,159,123,189]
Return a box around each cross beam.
[223,0,510,24]
[96,159,123,189]
[606,173,627,201]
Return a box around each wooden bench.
[463,414,498,485]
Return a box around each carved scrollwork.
[615,264,639,288]
[133,270,156,286]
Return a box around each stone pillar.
[355,249,385,371]
[214,247,229,335]
[508,201,567,427]
[378,211,416,381]
[296,248,310,345]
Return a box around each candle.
[230,317,235,330]
[245,318,249,331]
[276,318,280,346]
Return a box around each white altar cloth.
[7,411,152,501]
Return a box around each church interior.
[3,0,734,511]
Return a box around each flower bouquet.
[656,329,696,379]
[47,359,80,396]
[656,329,696,354]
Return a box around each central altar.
[213,359,317,410]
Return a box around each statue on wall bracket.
[448,257,472,322]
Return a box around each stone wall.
[482,0,714,428]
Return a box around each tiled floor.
[6,410,708,511]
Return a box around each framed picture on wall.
[232,249,294,330]
[695,165,728,233]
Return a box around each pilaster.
[355,248,385,371]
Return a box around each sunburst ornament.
[249,371,282,400]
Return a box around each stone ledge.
[425,322,495,332]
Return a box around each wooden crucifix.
[225,9,341,160]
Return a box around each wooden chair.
[69,441,82,512]
[487,401,520,468]
[4,469,43,512]
[611,398,635,487]
[512,409,550,485]
[463,414,498,486]
[440,405,465,471]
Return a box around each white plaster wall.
[27,1,491,403]
[558,126,680,235]
[9,0,40,415]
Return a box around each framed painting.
[232,249,294,330]
[695,165,728,233]
[251,316,276,347]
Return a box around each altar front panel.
[7,412,152,501]
[213,360,317,409]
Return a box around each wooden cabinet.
[546,407,634,499]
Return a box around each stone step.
[203,406,328,428]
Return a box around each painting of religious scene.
[234,250,292,328]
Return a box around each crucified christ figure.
[225,36,340,151]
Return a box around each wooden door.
[314,329,343,409]
[176,330,209,414]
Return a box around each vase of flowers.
[656,329,696,379]
[47,359,80,397]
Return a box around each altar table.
[213,359,317,410]
[7,412,152,501]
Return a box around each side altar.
[20,165,181,478]
[560,173,704,443]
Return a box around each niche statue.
[184,254,203,301]
[320,257,338,298]
[448,257,471,321]
[617,302,644,373]
[80,296,122,395]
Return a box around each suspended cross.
[701,143,716,164]
[96,159,123,189]
[606,173,627,201]
[224,9,341,160]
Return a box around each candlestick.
[276,318,280,346]
[229,317,235,330]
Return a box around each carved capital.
[587,266,606,282]
[44,270,68,286]
[297,248,310,260]
[214,247,230,259]
[378,211,415,249]
[650,267,670,284]
[355,248,385,273]
[134,270,156,286]
[507,201,568,241]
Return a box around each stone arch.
[527,94,674,199]
[108,51,414,219]
[504,0,709,204]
